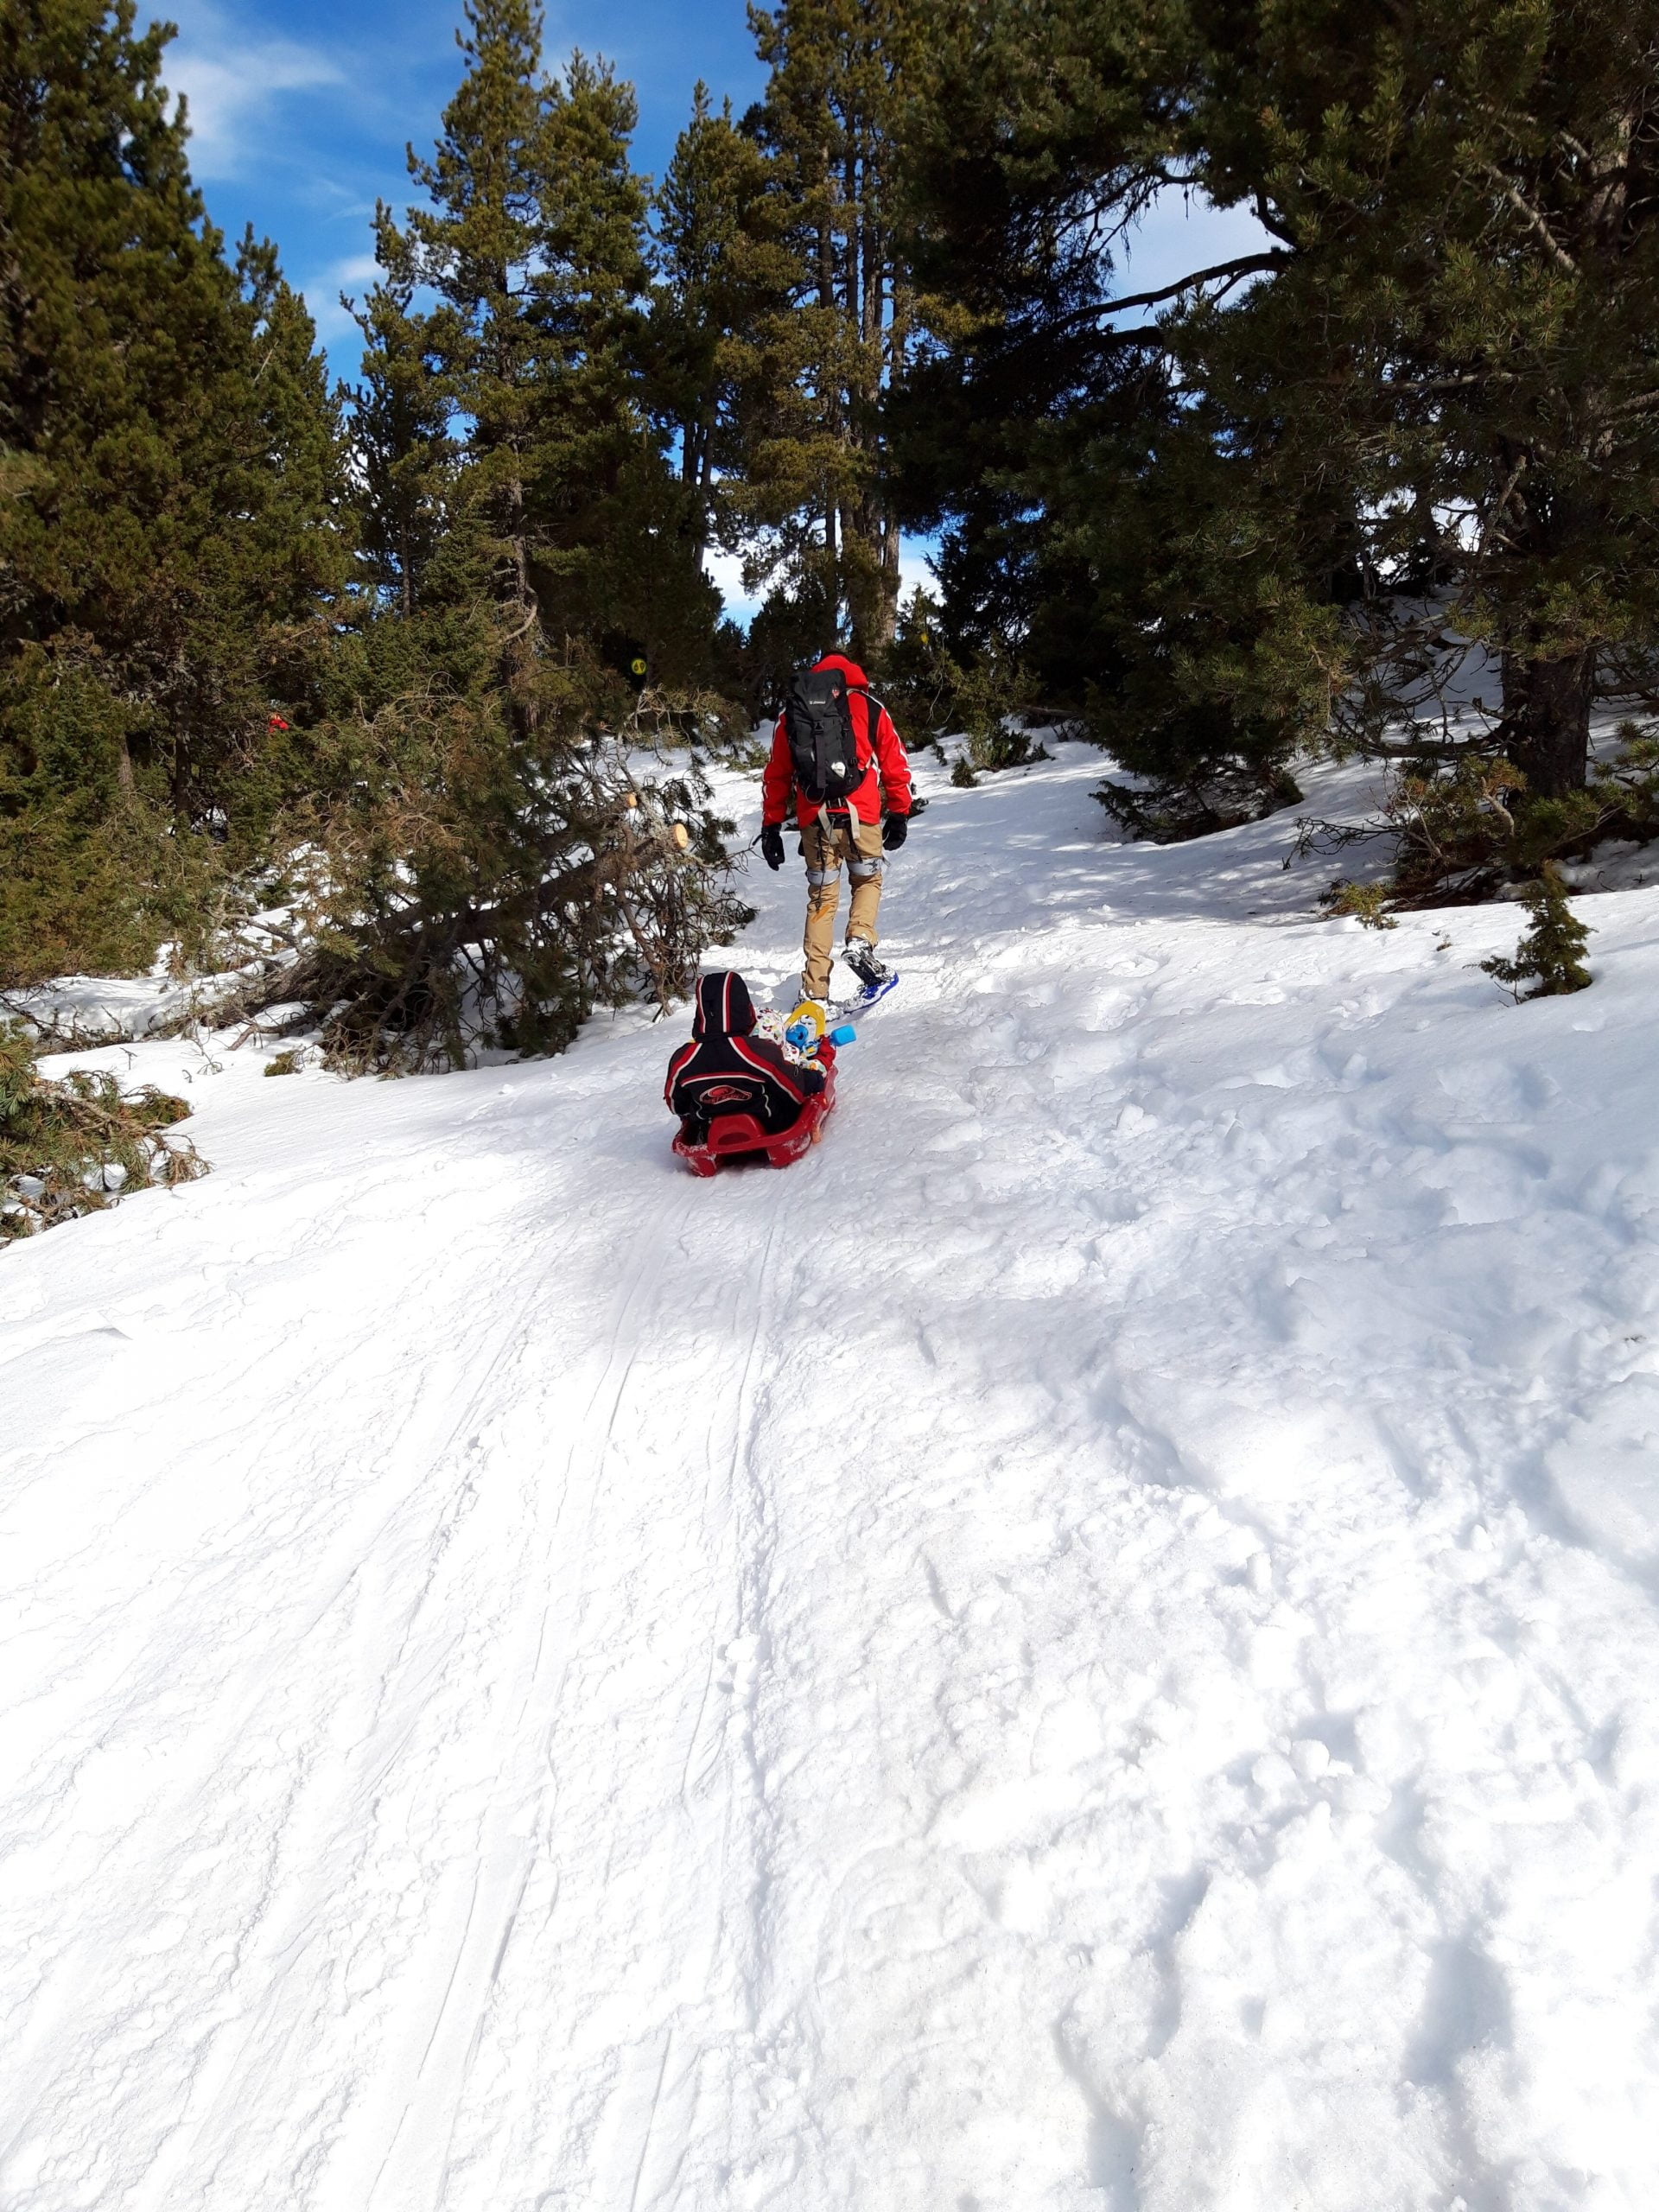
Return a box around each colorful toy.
[784,1000,858,1055]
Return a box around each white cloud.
[705,550,759,622]
[162,0,343,180]
[706,538,938,631]
[294,252,387,353]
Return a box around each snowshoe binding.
[834,940,898,1015]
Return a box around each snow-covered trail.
[7,746,1659,2210]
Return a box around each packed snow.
[5,741,1659,2211]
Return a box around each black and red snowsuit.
[665,971,823,1145]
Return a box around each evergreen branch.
[1252,190,1298,247]
[1054,251,1293,333]
[1475,453,1529,566]
[1382,369,1522,394]
[1479,163,1580,275]
[498,599,542,645]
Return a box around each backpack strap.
[842,685,883,772]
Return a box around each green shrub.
[0,1023,207,1241]
[1481,864,1593,1000]
[1321,880,1397,929]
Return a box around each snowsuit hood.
[691,970,757,1039]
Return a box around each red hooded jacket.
[761,653,913,830]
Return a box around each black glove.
[760,823,786,871]
[881,811,908,851]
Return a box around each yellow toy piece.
[785,998,827,1043]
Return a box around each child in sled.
[666,970,831,1168]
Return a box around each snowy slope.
[6,745,1659,2212]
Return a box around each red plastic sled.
[673,1044,837,1178]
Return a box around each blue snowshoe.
[834,941,899,1016]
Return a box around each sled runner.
[673,1043,838,1177]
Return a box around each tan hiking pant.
[800,812,885,1000]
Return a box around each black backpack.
[783,664,867,804]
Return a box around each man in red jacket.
[759,652,913,1006]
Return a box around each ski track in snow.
[6,745,1659,2209]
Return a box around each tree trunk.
[876,509,901,651]
[874,270,913,653]
[505,468,531,613]
[1502,644,1595,798]
[693,443,715,575]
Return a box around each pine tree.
[741,0,924,658]
[652,83,786,581]
[301,3,745,1070]
[369,11,706,663]
[1481,862,1593,998]
[385,0,553,624]
[523,49,657,639]
[906,0,1659,812]
[348,214,452,620]
[0,0,350,981]
[1192,0,1659,801]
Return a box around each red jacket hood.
[812,652,868,691]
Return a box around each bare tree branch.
[1054,250,1293,334]
[1479,162,1580,274]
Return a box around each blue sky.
[156,0,1262,618]
[160,0,775,609]
[160,0,768,370]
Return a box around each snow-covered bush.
[219,670,753,1076]
[0,1023,206,1242]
